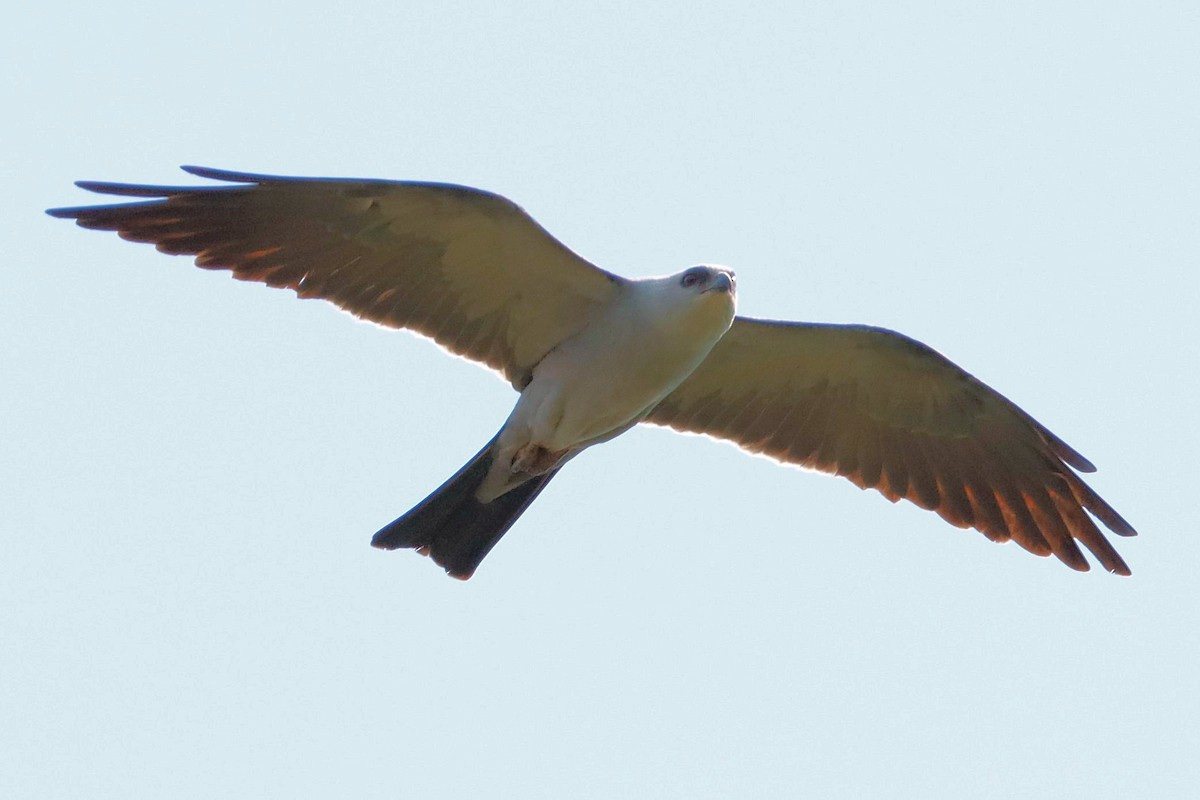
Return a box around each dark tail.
[371,435,560,579]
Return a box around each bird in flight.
[48,166,1136,579]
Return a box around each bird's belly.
[539,375,655,447]
[526,334,713,451]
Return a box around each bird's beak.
[706,273,734,294]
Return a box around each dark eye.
[681,270,704,288]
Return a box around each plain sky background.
[3,2,1197,798]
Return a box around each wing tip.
[1041,543,1132,576]
[179,165,270,184]
[49,173,218,209]
[1104,508,1138,538]
[1040,425,1097,473]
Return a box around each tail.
[371,435,560,579]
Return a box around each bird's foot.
[512,443,565,476]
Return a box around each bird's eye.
[681,270,704,288]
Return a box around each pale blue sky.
[4,2,1198,798]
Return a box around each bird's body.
[482,269,736,501]
[48,166,1136,578]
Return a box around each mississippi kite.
[48,166,1136,579]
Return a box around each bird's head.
[676,264,736,299]
[678,264,737,325]
[631,264,737,342]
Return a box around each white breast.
[518,276,736,450]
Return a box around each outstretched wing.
[645,318,1136,574]
[48,166,624,388]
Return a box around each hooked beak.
[706,272,734,294]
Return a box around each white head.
[675,264,736,298]
[632,264,737,340]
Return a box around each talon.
[512,442,565,475]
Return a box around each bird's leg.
[512,442,567,477]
